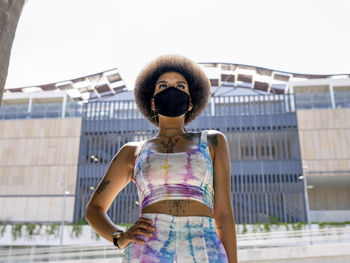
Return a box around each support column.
[329,84,335,108]
[61,92,67,118]
[289,85,295,112]
[27,96,32,118]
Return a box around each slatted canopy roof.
[200,62,350,96]
[4,68,127,102]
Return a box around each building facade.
[1,63,349,224]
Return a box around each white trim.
[289,78,350,87]
[3,90,68,100]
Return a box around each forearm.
[85,206,123,243]
[215,215,238,263]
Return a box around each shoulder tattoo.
[208,133,218,147]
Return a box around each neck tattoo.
[160,137,180,153]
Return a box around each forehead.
[156,71,187,83]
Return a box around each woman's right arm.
[85,142,156,249]
[85,143,135,244]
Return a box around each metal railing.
[1,91,349,121]
[0,244,123,263]
[1,226,349,262]
[238,226,350,248]
[334,91,350,108]
[295,91,350,109]
[0,102,83,120]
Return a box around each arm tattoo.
[96,180,110,194]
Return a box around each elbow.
[85,204,98,222]
[85,204,104,222]
[85,206,92,223]
[214,209,235,223]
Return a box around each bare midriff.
[141,199,214,218]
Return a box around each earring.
[151,108,159,126]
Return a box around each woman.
[85,55,238,263]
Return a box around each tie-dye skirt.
[121,213,228,263]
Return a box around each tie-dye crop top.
[133,130,214,212]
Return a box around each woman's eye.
[177,84,185,89]
[159,84,167,89]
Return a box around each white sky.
[5,0,350,90]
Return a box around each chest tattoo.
[158,133,199,153]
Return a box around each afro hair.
[134,54,211,127]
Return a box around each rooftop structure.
[2,63,349,121]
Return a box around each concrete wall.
[310,210,350,222]
[296,108,350,221]
[308,188,350,210]
[0,117,82,222]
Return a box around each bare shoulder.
[114,141,145,168]
[122,140,144,151]
[206,130,228,160]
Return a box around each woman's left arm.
[210,131,238,263]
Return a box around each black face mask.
[153,86,190,117]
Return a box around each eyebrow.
[156,80,187,85]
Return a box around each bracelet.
[112,230,124,249]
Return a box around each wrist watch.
[112,230,124,249]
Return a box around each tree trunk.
[0,0,25,107]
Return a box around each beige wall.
[0,118,82,222]
[297,109,350,171]
[296,108,350,211]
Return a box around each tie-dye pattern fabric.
[122,213,228,263]
[133,130,214,213]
